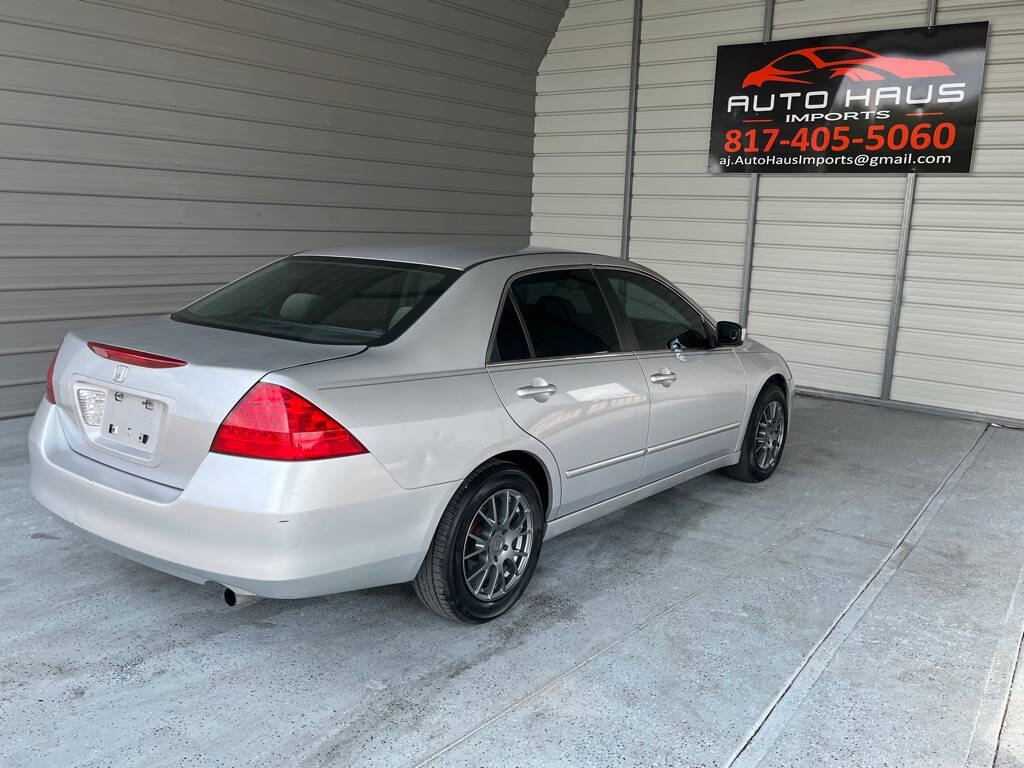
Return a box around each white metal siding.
[745,0,928,397]
[0,0,566,418]
[628,0,764,319]
[531,0,766,318]
[891,1,1024,420]
[530,0,635,255]
[532,0,1024,422]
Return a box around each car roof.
[294,243,624,271]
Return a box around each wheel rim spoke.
[467,563,488,586]
[482,497,498,526]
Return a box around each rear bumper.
[28,402,458,598]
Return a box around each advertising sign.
[708,22,989,173]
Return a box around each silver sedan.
[29,246,793,622]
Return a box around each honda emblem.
[113,365,128,383]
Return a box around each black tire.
[413,460,544,623]
[724,384,787,483]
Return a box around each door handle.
[650,368,677,387]
[516,378,557,402]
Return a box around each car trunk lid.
[52,316,364,489]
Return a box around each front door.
[598,268,747,483]
[486,269,649,516]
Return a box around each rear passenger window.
[509,270,619,358]
[490,297,531,362]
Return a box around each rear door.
[486,269,649,516]
[598,268,747,483]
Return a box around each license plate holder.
[101,390,164,456]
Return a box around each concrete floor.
[2,396,1023,768]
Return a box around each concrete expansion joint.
[964,559,1024,768]
[725,426,993,768]
[407,433,988,768]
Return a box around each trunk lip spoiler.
[87,341,188,369]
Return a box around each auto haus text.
[725,82,967,122]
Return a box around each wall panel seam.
[85,0,547,61]
[0,129,535,178]
[0,159,535,197]
[0,193,530,213]
[0,16,537,94]
[738,0,774,326]
[620,0,644,260]
[420,0,564,34]
[0,113,535,161]
[880,0,938,400]
[0,92,535,143]
[324,0,553,54]
[0,61,536,122]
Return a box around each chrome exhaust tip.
[223,587,257,607]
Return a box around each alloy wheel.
[754,400,785,471]
[462,489,534,602]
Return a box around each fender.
[272,367,562,510]
[732,338,794,452]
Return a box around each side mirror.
[716,320,746,346]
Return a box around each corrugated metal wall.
[628,0,764,320]
[747,0,928,398]
[891,0,1024,420]
[530,0,635,255]
[533,0,1024,424]
[11,1,1021,422]
[0,0,567,418]
[531,0,765,320]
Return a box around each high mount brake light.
[210,382,367,461]
[87,342,187,369]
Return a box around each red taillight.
[210,383,367,461]
[45,346,61,404]
[87,341,186,369]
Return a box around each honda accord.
[29,246,793,622]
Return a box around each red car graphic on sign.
[742,46,955,88]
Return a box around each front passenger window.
[602,271,712,351]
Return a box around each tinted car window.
[510,270,619,358]
[172,256,457,345]
[490,297,532,362]
[602,271,712,351]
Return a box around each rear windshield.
[171,256,458,345]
